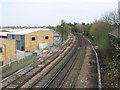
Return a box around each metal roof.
[0,32,8,36]
[0,28,54,36]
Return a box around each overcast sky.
[0,0,119,26]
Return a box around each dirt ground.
[75,46,98,88]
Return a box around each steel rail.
[47,34,86,89]
[2,36,74,89]
[70,34,87,89]
[28,36,78,89]
[42,39,79,89]
[50,47,80,89]
[18,37,76,89]
[39,34,80,89]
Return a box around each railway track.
[28,35,79,88]
[30,34,89,89]
[59,35,88,88]
[1,34,75,89]
[1,34,100,89]
[19,34,89,89]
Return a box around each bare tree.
[101,9,119,25]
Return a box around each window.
[45,36,49,39]
[0,61,3,66]
[21,35,24,39]
[12,35,15,39]
[0,48,2,53]
[32,37,36,41]
[21,46,24,51]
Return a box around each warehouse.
[7,28,54,51]
[0,38,16,65]
[0,28,54,65]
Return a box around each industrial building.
[0,38,16,65]
[7,29,54,51]
[0,28,54,52]
[0,28,54,65]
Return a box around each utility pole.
[61,26,64,42]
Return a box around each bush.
[89,21,115,58]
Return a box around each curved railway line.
[41,34,87,89]
[1,34,101,89]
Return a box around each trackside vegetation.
[46,9,119,88]
[2,8,119,88]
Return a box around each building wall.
[0,38,16,64]
[7,35,24,51]
[24,30,54,51]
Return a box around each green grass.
[1,55,36,78]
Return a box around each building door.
[16,40,21,50]
[0,45,5,65]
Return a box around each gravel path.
[75,46,98,88]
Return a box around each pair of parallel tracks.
[1,34,99,89]
[1,34,75,89]
[29,34,80,88]
[39,34,87,89]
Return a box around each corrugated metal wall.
[7,34,24,51]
